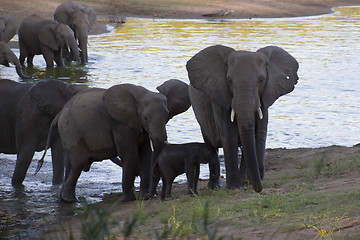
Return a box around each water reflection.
[1,6,360,239]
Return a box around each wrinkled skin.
[187,45,299,192]
[0,79,87,186]
[18,14,80,67]
[0,41,32,79]
[152,142,221,200]
[0,16,16,43]
[54,1,96,64]
[48,79,190,202]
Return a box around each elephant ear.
[257,46,299,109]
[38,24,59,51]
[156,79,191,120]
[103,84,147,131]
[3,16,16,43]
[186,45,235,109]
[84,6,96,30]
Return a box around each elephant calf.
[154,142,220,200]
[18,14,80,67]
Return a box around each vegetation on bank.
[47,150,360,239]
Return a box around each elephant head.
[103,79,190,152]
[38,23,80,62]
[187,45,299,192]
[0,41,32,79]
[0,16,16,43]
[54,1,96,64]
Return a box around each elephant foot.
[161,194,172,201]
[119,193,136,202]
[138,192,152,201]
[60,193,78,203]
[60,189,78,203]
[207,177,224,189]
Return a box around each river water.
[0,6,359,239]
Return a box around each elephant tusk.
[230,108,235,122]
[258,107,263,120]
[150,139,154,152]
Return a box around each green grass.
[66,151,360,239]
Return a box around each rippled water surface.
[1,6,359,239]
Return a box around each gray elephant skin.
[18,14,80,67]
[0,41,31,79]
[0,79,86,186]
[54,0,97,64]
[187,45,299,192]
[0,15,16,43]
[45,79,190,202]
[152,142,220,200]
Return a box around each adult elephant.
[54,0,96,64]
[0,79,87,186]
[18,14,80,67]
[43,79,190,202]
[186,45,299,192]
[0,41,32,79]
[0,16,16,43]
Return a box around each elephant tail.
[34,114,60,175]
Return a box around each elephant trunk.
[66,37,80,63]
[9,52,32,79]
[15,63,32,79]
[77,29,88,64]
[233,95,263,193]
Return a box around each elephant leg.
[185,163,196,194]
[194,164,200,194]
[41,46,55,67]
[12,144,36,186]
[60,151,86,202]
[120,155,138,202]
[213,106,242,189]
[138,144,152,200]
[27,55,34,67]
[54,51,64,67]
[51,137,64,185]
[163,176,175,200]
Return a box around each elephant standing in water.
[18,14,80,67]
[187,45,299,192]
[0,42,31,79]
[0,15,16,43]
[0,79,87,186]
[54,0,96,64]
[41,79,190,202]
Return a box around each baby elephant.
[155,142,220,200]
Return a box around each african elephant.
[0,41,32,79]
[153,142,220,200]
[186,45,299,192]
[0,79,87,186]
[42,79,190,202]
[0,16,16,43]
[54,0,97,64]
[18,14,80,67]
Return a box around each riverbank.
[41,145,360,239]
[2,0,360,35]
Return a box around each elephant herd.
[0,1,300,203]
[0,0,95,78]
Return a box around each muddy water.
[1,6,360,239]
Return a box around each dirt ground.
[1,0,360,239]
